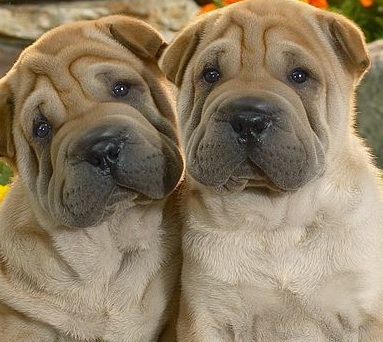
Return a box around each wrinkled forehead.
[32,23,92,55]
[234,0,319,23]
[11,22,136,101]
[198,1,326,63]
[18,22,122,72]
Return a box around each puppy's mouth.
[61,185,158,229]
[105,185,157,210]
[213,160,284,194]
[99,180,169,221]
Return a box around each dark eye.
[33,117,52,140]
[112,82,130,97]
[203,68,221,84]
[290,68,308,84]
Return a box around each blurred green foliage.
[0,161,13,185]
[330,0,383,42]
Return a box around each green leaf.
[0,161,13,185]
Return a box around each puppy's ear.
[0,78,15,167]
[98,15,167,61]
[160,17,206,87]
[320,12,370,79]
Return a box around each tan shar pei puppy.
[160,0,383,340]
[0,15,184,342]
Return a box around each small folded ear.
[320,12,370,79]
[0,78,15,167]
[160,17,206,87]
[97,15,168,61]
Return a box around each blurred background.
[0,0,382,193]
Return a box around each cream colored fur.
[160,0,383,340]
[0,15,183,342]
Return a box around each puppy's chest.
[184,202,369,339]
[185,226,365,340]
[184,219,331,289]
[185,193,363,288]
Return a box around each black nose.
[84,139,121,170]
[230,112,271,144]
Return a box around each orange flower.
[199,0,243,13]
[200,3,219,13]
[359,0,374,7]
[308,0,328,9]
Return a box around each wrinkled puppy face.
[161,0,369,193]
[0,16,183,228]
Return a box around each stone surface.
[0,39,27,77]
[356,39,383,168]
[0,0,198,76]
[0,0,198,41]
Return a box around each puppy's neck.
[106,200,165,253]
